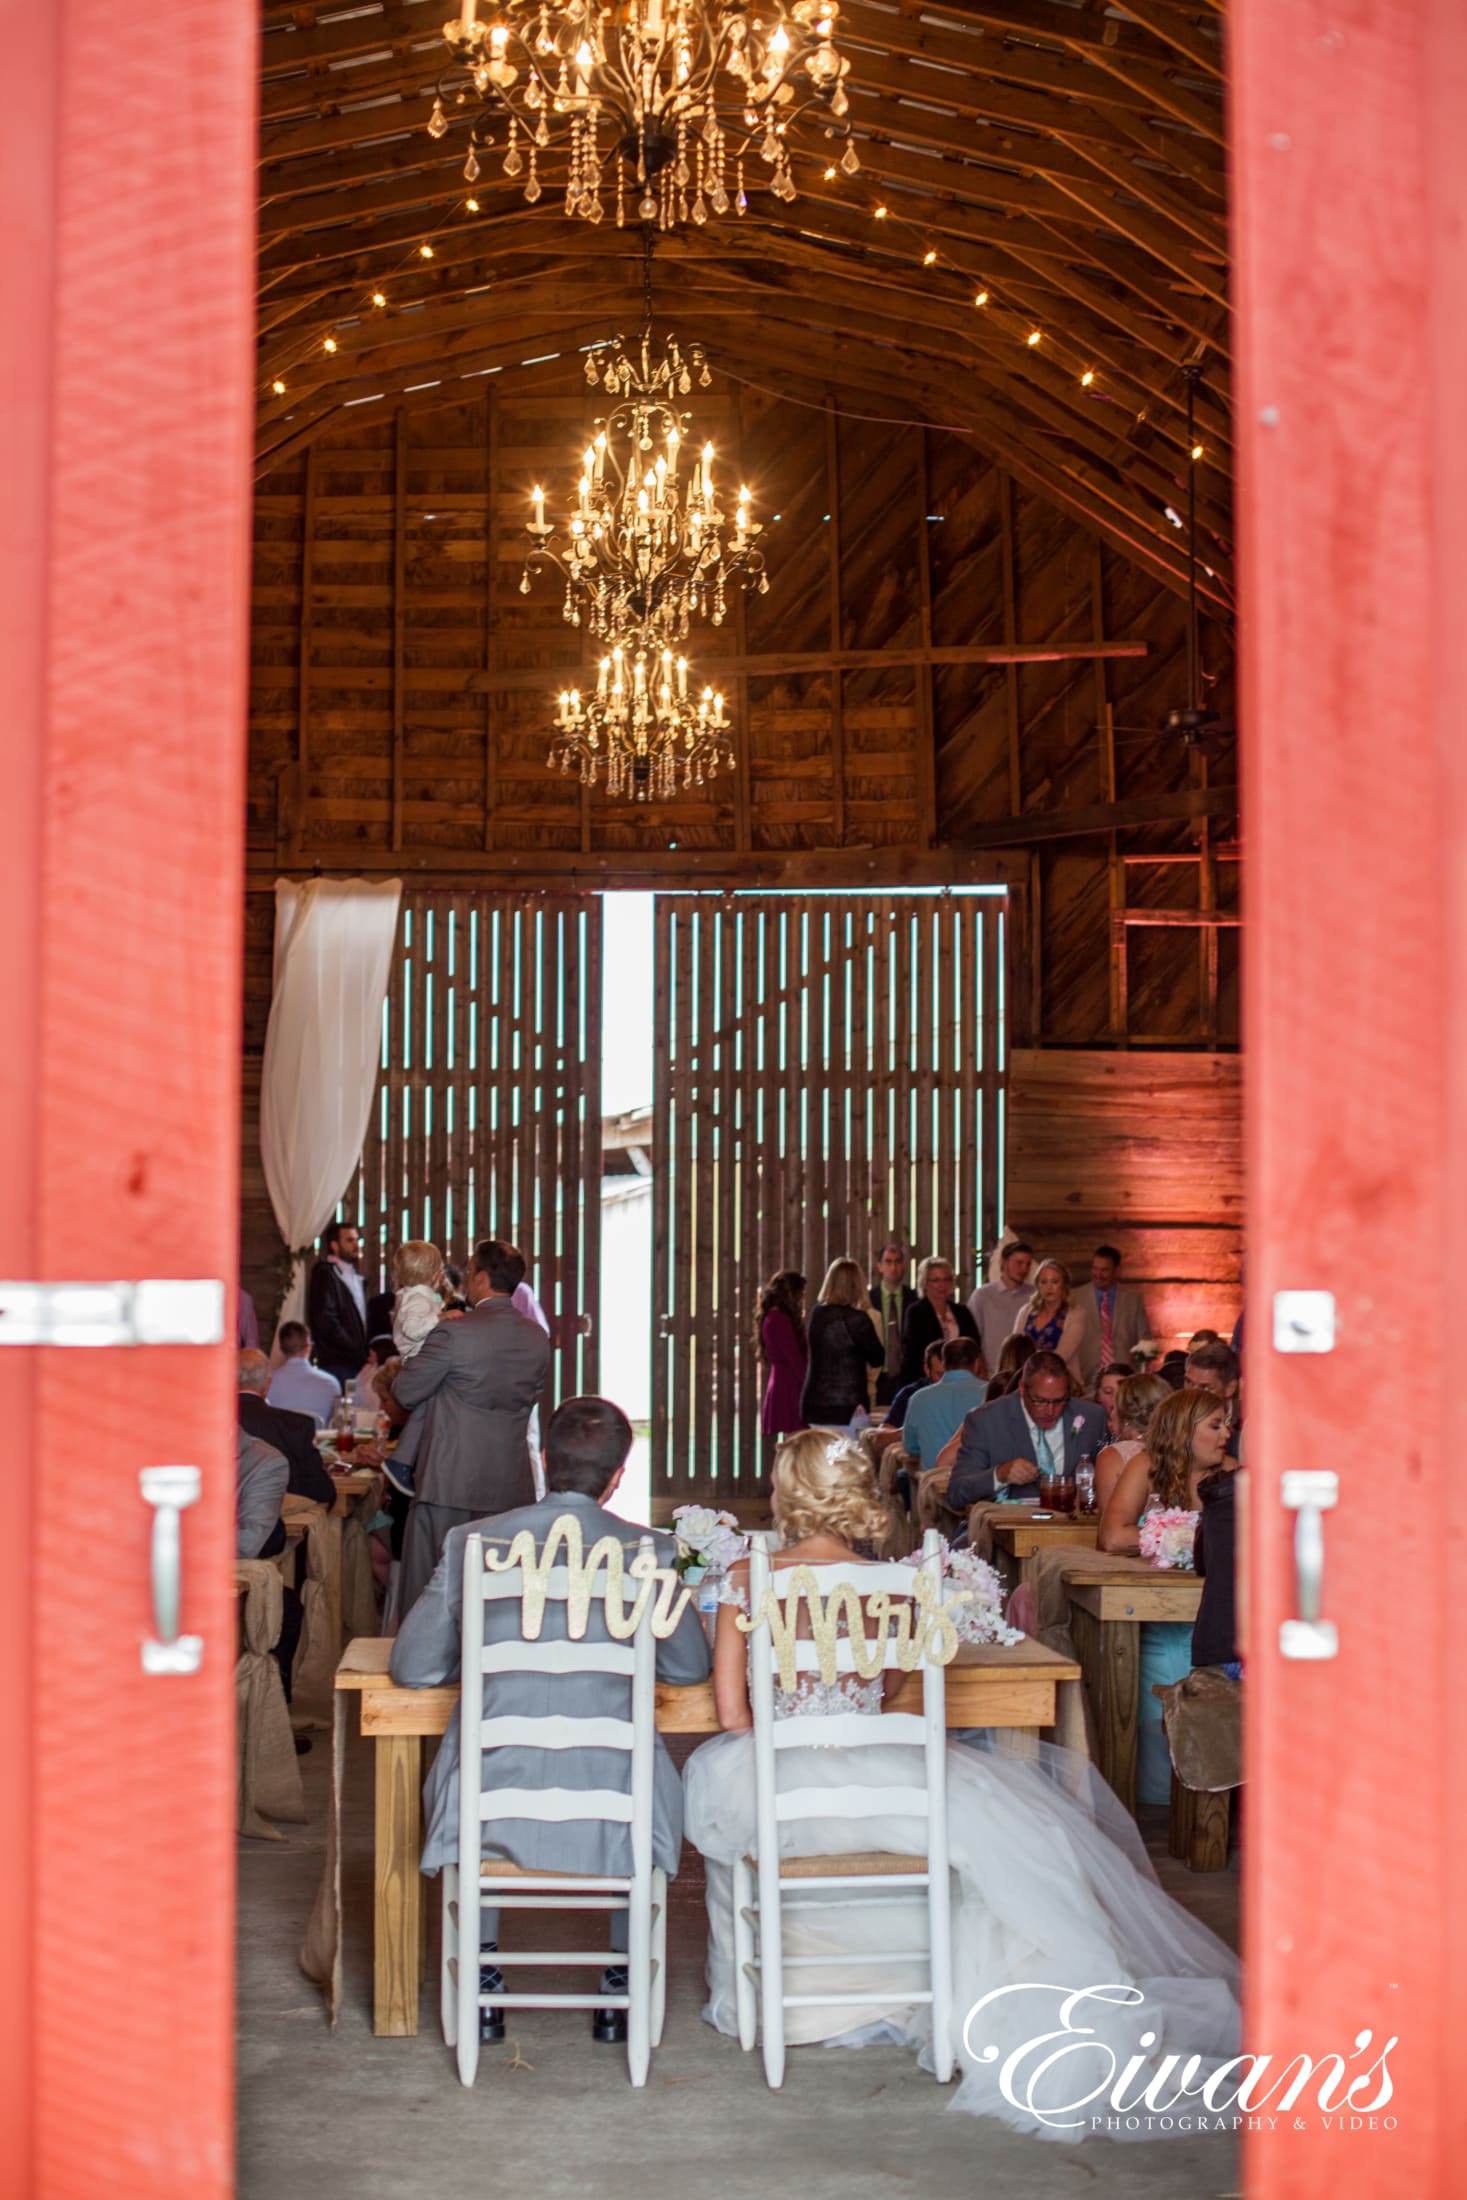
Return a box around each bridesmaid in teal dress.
[1097,1388,1234,1806]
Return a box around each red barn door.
[1233,0,1466,2191]
[0,0,257,2190]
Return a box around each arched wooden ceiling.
[255,0,1230,610]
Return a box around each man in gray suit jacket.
[391,1396,711,2043]
[947,1350,1109,1510]
[392,1237,551,1618]
[1069,1244,1151,1391]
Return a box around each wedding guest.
[1193,1464,1239,1673]
[1093,1369,1172,1514]
[307,1220,371,1388]
[392,1239,445,1362]
[1099,1387,1231,1803]
[869,1239,917,1407]
[236,1428,289,1561]
[993,1333,1033,1381]
[237,1350,336,1508]
[391,1395,711,2043]
[966,1240,1034,1376]
[942,1349,1108,1511]
[897,1255,980,1387]
[440,1262,469,1313]
[1012,1258,1085,1375]
[267,1321,342,1427]
[901,1337,988,1472]
[684,1434,1238,2105]
[392,1239,551,1619]
[869,1340,945,1460]
[236,1428,305,1715]
[237,1285,261,1352]
[757,1269,808,1444]
[1093,1360,1135,1440]
[365,1282,396,1343]
[1069,1245,1152,1391]
[800,1259,884,1428]
[1185,1338,1242,1455]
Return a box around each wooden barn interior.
[243,0,1239,1514]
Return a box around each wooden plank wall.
[1004,1048,1243,1351]
[650,891,1006,1507]
[241,373,1240,1323]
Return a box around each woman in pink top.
[757,1269,808,1441]
[1093,1369,1172,1512]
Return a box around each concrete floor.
[238,1729,1241,2200]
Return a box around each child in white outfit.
[392,1239,444,1361]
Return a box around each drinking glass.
[1075,1460,1097,1514]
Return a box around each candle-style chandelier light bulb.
[434,0,857,230]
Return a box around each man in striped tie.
[1072,1243,1151,1391]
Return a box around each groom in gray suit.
[392,1237,551,1619]
[390,1395,711,2044]
[946,1349,1109,1511]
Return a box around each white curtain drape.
[260,877,402,1332]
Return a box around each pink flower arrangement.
[901,1539,1024,1646]
[1138,1508,1198,1571]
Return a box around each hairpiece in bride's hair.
[824,1434,862,1471]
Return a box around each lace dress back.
[718,1573,886,1723]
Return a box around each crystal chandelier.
[552,635,734,798]
[522,303,768,641]
[431,0,858,229]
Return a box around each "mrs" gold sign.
[737,1568,970,1692]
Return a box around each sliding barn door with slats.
[348,890,602,1402]
[651,891,1007,1513]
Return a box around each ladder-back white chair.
[440,1529,666,2087]
[733,1528,953,2089]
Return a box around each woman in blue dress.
[1098,1387,1233,1804]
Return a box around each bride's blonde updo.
[772,1430,891,1548]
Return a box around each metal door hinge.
[0,1279,225,1347]
[141,1465,204,1676]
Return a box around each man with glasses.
[942,1350,1109,1512]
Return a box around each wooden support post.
[292,443,317,859]
[1197,753,1219,1042]
[824,401,846,847]
[1092,543,1127,1044]
[913,425,938,850]
[391,406,406,854]
[373,1732,424,2034]
[999,471,1023,817]
[730,387,753,854]
[483,387,498,853]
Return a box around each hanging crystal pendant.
[464,143,481,182]
[840,139,860,174]
[427,98,448,139]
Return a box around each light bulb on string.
[1026,330,1041,348]
[420,243,435,258]
[372,292,387,308]
[272,379,286,395]
[323,336,338,353]
[974,291,989,308]
[1080,369,1094,387]
[922,250,937,265]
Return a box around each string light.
[1080,369,1095,387]
[974,291,989,307]
[372,292,387,308]
[874,204,888,219]
[824,165,836,179]
[922,249,936,265]
[1191,442,1205,460]
[1026,330,1042,347]
[323,336,338,353]
[465,197,480,212]
[420,243,435,259]
[272,379,286,395]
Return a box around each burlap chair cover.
[966,1499,1039,1564]
[1157,1665,1242,1792]
[1008,1543,1170,1763]
[235,1561,306,1839]
[916,1463,966,1535]
[299,1689,349,2024]
[341,1478,384,1642]
[290,1506,336,1730]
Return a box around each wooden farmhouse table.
[986,1513,1101,1590]
[332,1632,1083,2037]
[283,1466,385,1664]
[1062,1563,1203,1815]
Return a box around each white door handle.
[140,1466,204,1675]
[1279,1467,1338,1660]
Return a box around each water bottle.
[697,1573,721,1646]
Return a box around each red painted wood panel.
[0,0,258,2190]
[1233,0,1464,2190]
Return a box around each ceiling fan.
[1161,359,1233,757]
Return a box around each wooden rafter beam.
[466,640,1152,693]
[959,785,1238,847]
[1110,2,1225,79]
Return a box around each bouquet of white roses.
[670,1504,746,1580]
[1138,1507,1198,1571]
[902,1539,1025,1647]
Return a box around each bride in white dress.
[683,1433,1240,2138]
